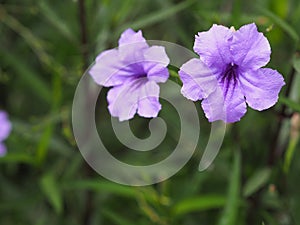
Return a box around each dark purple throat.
[221,63,239,96]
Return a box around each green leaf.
[293,54,300,74]
[36,72,62,165]
[40,173,63,214]
[102,209,134,225]
[36,125,54,165]
[278,96,300,113]
[12,119,72,157]
[119,0,196,31]
[243,168,271,197]
[230,0,241,27]
[38,1,77,44]
[218,150,241,225]
[257,7,299,44]
[284,137,299,173]
[0,8,66,75]
[61,179,137,198]
[0,48,51,103]
[172,195,226,216]
[0,153,35,165]
[261,211,280,225]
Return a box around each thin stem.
[78,1,93,225]
[78,0,89,70]
[268,64,297,166]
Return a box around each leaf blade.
[172,195,226,216]
[218,150,241,225]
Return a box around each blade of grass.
[119,0,196,31]
[12,119,72,157]
[36,71,62,165]
[0,6,67,75]
[218,150,241,225]
[172,195,226,216]
[243,168,271,197]
[230,0,241,27]
[61,179,138,198]
[257,7,299,45]
[40,173,63,214]
[283,137,299,173]
[0,48,51,103]
[284,113,300,173]
[102,209,135,225]
[38,0,77,44]
[0,153,35,164]
[293,53,300,74]
[278,96,300,113]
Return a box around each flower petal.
[107,79,161,121]
[179,58,217,101]
[194,24,233,70]
[118,28,147,47]
[201,80,247,123]
[118,29,149,63]
[0,111,11,142]
[107,79,140,121]
[90,49,127,86]
[137,81,161,118]
[143,46,170,83]
[231,23,271,70]
[239,68,285,110]
[90,49,145,87]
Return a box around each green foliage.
[243,168,271,197]
[172,195,226,215]
[1,0,300,224]
[40,173,63,214]
[217,150,241,225]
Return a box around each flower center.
[221,63,238,82]
[221,63,239,95]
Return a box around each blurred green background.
[1,0,300,224]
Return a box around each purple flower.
[89,28,170,121]
[0,110,12,156]
[179,23,285,123]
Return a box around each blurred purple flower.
[89,28,170,121]
[0,110,12,156]
[179,23,285,123]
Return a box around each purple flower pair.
[90,23,285,123]
[0,110,12,156]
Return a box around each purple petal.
[239,68,285,110]
[107,78,161,121]
[179,58,217,101]
[231,23,271,70]
[143,46,170,83]
[0,111,11,142]
[137,81,161,118]
[118,29,149,63]
[118,28,147,47]
[90,49,145,87]
[194,24,233,70]
[201,80,247,123]
[107,79,139,121]
[90,49,128,86]
[0,143,7,157]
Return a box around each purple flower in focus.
[89,28,170,121]
[179,23,285,123]
[0,110,12,156]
